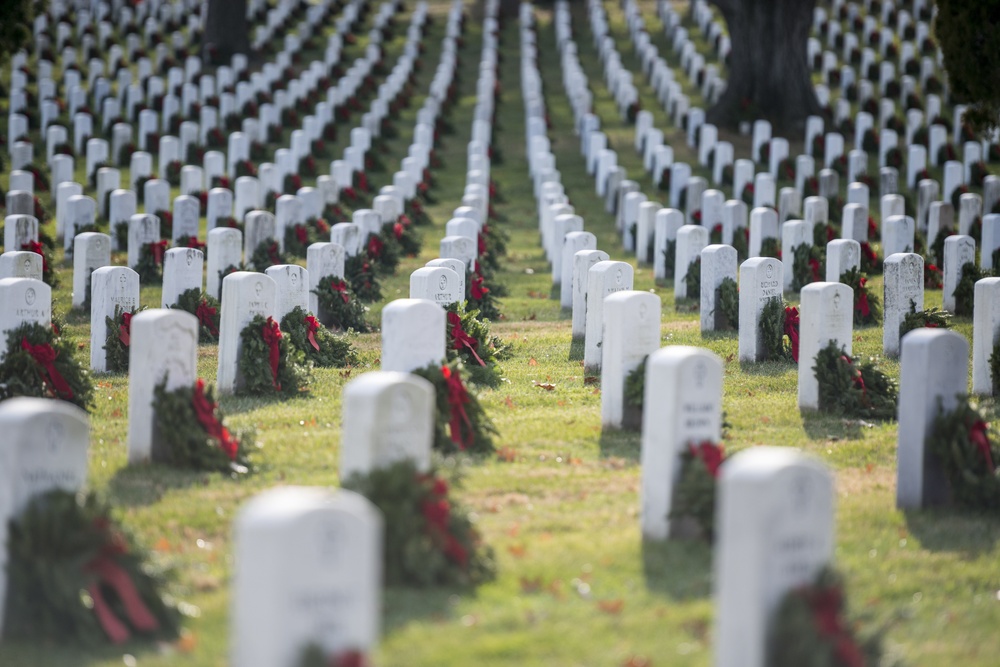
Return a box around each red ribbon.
[119,312,132,346]
[393,222,404,240]
[441,366,473,450]
[784,307,800,362]
[448,311,485,366]
[809,257,822,283]
[969,420,996,473]
[147,240,168,266]
[334,651,369,667]
[295,225,309,245]
[192,378,239,460]
[21,337,74,400]
[399,214,412,227]
[185,237,205,252]
[478,232,487,257]
[305,314,321,351]
[196,300,219,337]
[332,279,350,304]
[84,523,160,645]
[367,234,384,259]
[470,273,489,300]
[261,317,283,391]
[856,277,871,318]
[801,584,865,667]
[357,172,369,192]
[689,441,725,478]
[409,201,423,216]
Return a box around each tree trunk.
[203,0,250,64]
[706,0,822,134]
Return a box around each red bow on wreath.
[477,231,488,257]
[470,273,489,300]
[119,312,133,346]
[21,337,74,400]
[84,522,160,644]
[332,279,350,304]
[185,236,206,251]
[260,317,283,391]
[447,311,485,366]
[802,585,866,667]
[192,378,239,460]
[784,306,800,362]
[441,365,473,450]
[305,314,321,351]
[367,234,383,258]
[689,441,725,478]
[856,277,871,318]
[147,240,168,266]
[969,419,995,473]
[393,222,404,240]
[196,300,219,337]
[295,225,309,245]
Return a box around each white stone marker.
[126,309,199,462]
[943,235,976,313]
[0,277,51,363]
[825,239,861,282]
[71,232,111,309]
[0,398,90,635]
[972,277,1000,395]
[127,213,160,270]
[307,242,346,317]
[561,232,597,309]
[572,249,610,341]
[601,291,662,429]
[381,299,446,373]
[552,214,585,279]
[340,372,435,480]
[440,235,477,273]
[982,215,1000,272]
[217,272,277,394]
[748,207,778,258]
[674,224,709,300]
[798,282,854,410]
[700,244,738,332]
[715,447,834,667]
[172,194,201,242]
[161,248,204,308]
[89,266,140,372]
[640,346,723,540]
[231,487,382,667]
[265,265,310,320]
[883,253,924,358]
[4,214,38,253]
[738,258,784,363]
[0,251,41,281]
[780,220,812,292]
[245,211,277,266]
[409,266,462,307]
[897,329,969,509]
[584,261,634,373]
[883,215,915,256]
[207,227,243,301]
[653,208,684,280]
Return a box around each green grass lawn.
[1,1,999,666]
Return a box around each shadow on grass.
[904,508,1000,556]
[700,329,737,342]
[738,359,796,376]
[568,337,584,361]
[382,586,459,635]
[800,410,865,441]
[641,538,713,600]
[598,426,641,460]
[107,463,207,507]
[219,391,311,415]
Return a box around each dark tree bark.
[203,0,250,65]
[706,0,822,134]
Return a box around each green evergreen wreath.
[313,275,372,332]
[445,303,512,388]
[364,230,401,274]
[170,289,221,343]
[280,306,356,368]
[283,222,319,258]
[759,298,796,362]
[927,395,1000,510]
[342,460,497,587]
[732,228,749,262]
[899,301,951,339]
[411,362,497,455]
[237,315,310,396]
[682,257,701,302]
[768,567,893,667]
[476,224,508,275]
[249,239,287,272]
[954,262,987,317]
[759,236,781,260]
[3,490,180,645]
[345,254,383,303]
[297,645,369,667]
[465,270,501,321]
[839,267,881,326]
[661,238,677,279]
[813,342,898,421]
[791,243,824,292]
[0,322,94,410]
[152,378,254,473]
[134,240,168,284]
[715,277,739,330]
[990,340,1000,395]
[383,216,423,258]
[624,357,647,413]
[104,304,145,373]
[669,442,725,541]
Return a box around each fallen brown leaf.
[583,376,599,385]
[533,381,556,390]
[508,543,527,558]
[496,447,517,462]
[598,599,624,614]
[528,357,538,366]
